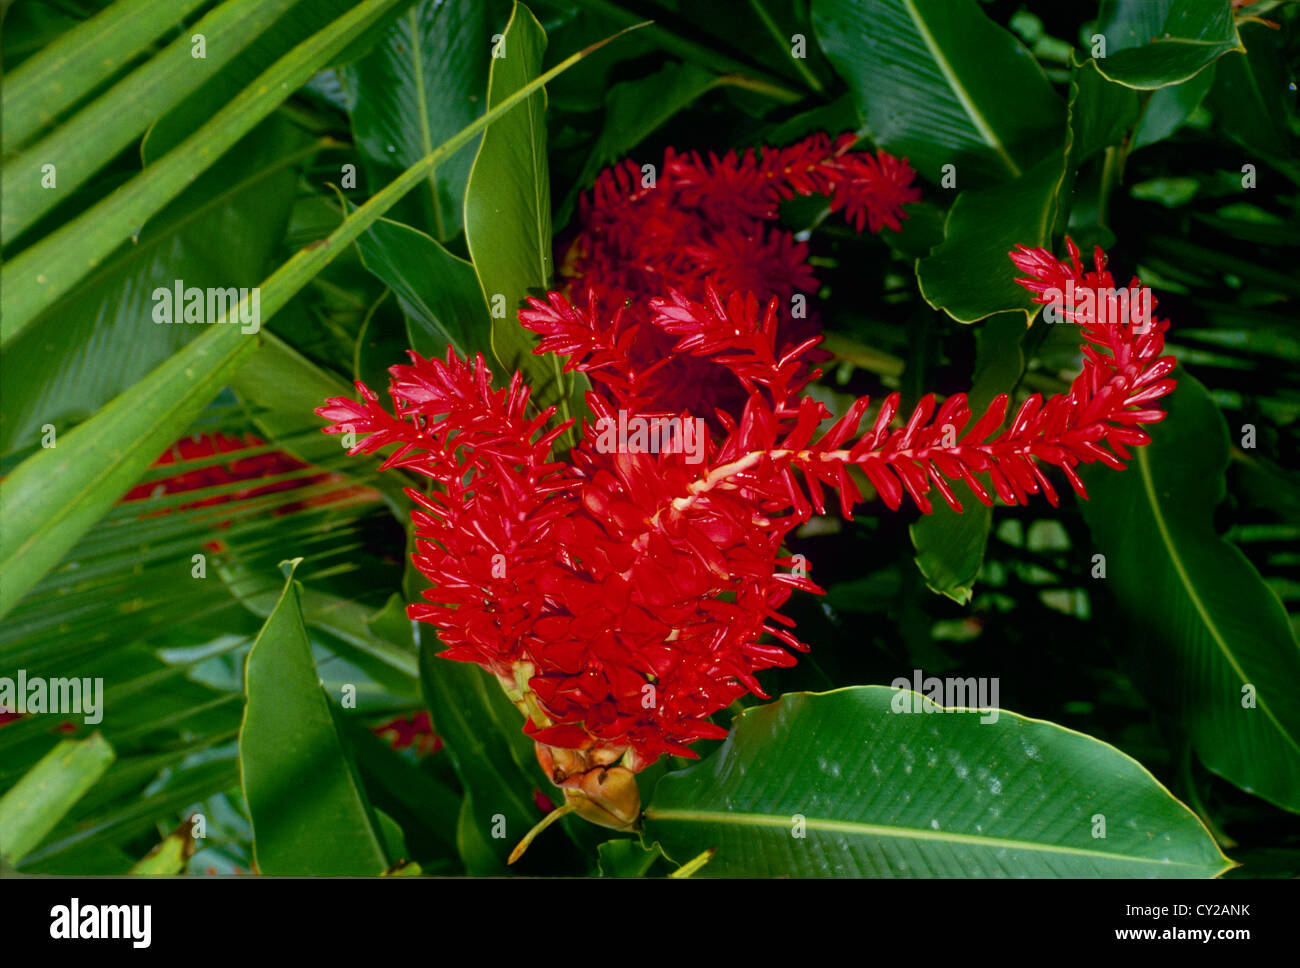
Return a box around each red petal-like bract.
[317,233,1176,788]
[558,132,922,418]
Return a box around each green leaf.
[339,0,490,240]
[1207,23,1293,159]
[572,62,720,195]
[356,216,489,357]
[0,322,259,620]
[1079,371,1300,813]
[128,819,195,875]
[811,0,1063,185]
[240,559,390,875]
[1,0,307,244]
[597,838,663,877]
[1093,0,1244,91]
[0,23,625,617]
[910,314,1026,603]
[1,0,209,153]
[417,633,549,873]
[917,147,1067,323]
[2,119,313,457]
[464,2,588,431]
[1070,55,1142,164]
[1,0,407,345]
[0,733,115,865]
[643,687,1233,877]
[1133,66,1216,151]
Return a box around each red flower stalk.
[561,133,921,418]
[317,237,1175,829]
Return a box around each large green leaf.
[239,559,391,875]
[355,216,489,358]
[1,0,209,153]
[1,119,312,457]
[339,0,490,240]
[464,2,588,432]
[1093,0,1243,90]
[643,687,1232,877]
[1,0,306,244]
[1,0,407,345]
[1079,371,1300,813]
[1132,66,1216,150]
[917,148,1067,323]
[0,733,115,865]
[811,0,1062,185]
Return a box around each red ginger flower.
[317,238,1175,829]
[562,133,921,419]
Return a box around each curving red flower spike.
[317,237,1175,833]
[559,133,921,419]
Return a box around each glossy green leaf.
[917,147,1066,323]
[339,0,490,240]
[0,733,115,865]
[1133,66,1216,150]
[643,687,1233,877]
[1070,55,1141,164]
[1,0,208,153]
[356,216,489,358]
[1079,371,1300,813]
[1,0,306,243]
[240,559,390,875]
[464,2,588,432]
[1,120,313,457]
[1093,0,1243,90]
[812,0,1062,184]
[2,0,407,345]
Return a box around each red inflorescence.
[317,236,1176,782]
[559,133,922,419]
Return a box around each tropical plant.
[0,0,1295,879]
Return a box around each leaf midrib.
[645,807,1220,870]
[902,0,1020,178]
[1136,445,1300,754]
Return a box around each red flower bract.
[317,234,1176,828]
[560,133,922,419]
